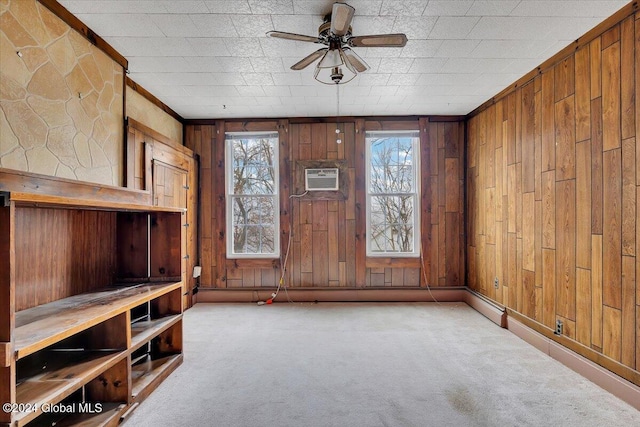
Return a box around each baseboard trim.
[194,287,466,303]
[506,317,640,411]
[462,289,507,328]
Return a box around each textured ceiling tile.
[241,73,275,85]
[341,86,372,97]
[271,14,319,36]
[337,1,384,16]
[400,40,443,58]
[271,72,303,86]
[468,17,553,39]
[263,86,292,97]
[433,39,481,58]
[408,58,447,74]
[250,57,285,72]
[129,56,189,72]
[468,40,523,59]
[204,1,252,14]
[224,38,265,57]
[423,1,473,16]
[207,73,248,85]
[417,73,478,86]
[254,96,282,106]
[183,85,240,97]
[370,85,399,96]
[356,73,390,86]
[289,86,318,97]
[189,14,239,37]
[231,15,274,37]
[247,0,294,15]
[291,1,332,16]
[162,1,210,13]
[186,38,231,56]
[428,16,481,39]
[393,16,438,39]
[184,57,222,72]
[351,16,396,35]
[511,1,627,18]
[466,1,520,17]
[470,72,524,88]
[212,57,253,72]
[280,96,308,105]
[380,1,429,16]
[439,58,514,74]
[361,46,401,58]
[377,57,414,73]
[150,85,190,97]
[544,17,601,39]
[392,74,421,86]
[76,14,164,37]
[149,14,200,37]
[235,85,267,96]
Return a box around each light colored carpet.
[124,302,640,426]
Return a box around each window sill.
[365,257,421,268]
[225,258,280,269]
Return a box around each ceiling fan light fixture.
[314,64,355,85]
[318,48,343,69]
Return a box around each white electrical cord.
[258,191,308,305]
[420,250,441,305]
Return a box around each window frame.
[365,130,421,258]
[225,131,280,259]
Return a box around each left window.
[225,132,279,258]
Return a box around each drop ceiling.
[58,0,629,119]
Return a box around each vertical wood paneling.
[592,234,603,349]
[602,42,621,151]
[622,255,636,367]
[554,95,576,181]
[591,98,604,234]
[556,180,576,321]
[620,17,635,139]
[466,12,639,377]
[576,141,591,269]
[603,148,622,309]
[575,47,591,142]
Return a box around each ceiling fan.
[266,2,408,85]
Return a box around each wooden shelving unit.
[0,169,186,427]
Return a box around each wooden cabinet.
[0,169,184,426]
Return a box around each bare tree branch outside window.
[226,132,279,257]
[366,131,420,256]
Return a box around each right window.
[365,131,420,257]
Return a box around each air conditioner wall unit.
[305,168,339,191]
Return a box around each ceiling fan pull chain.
[336,83,342,144]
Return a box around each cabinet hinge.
[183,255,190,260]
[183,223,190,227]
[183,185,190,190]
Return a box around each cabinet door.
[153,161,187,209]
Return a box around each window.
[365,131,420,257]
[226,132,279,258]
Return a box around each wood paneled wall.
[185,117,464,289]
[466,12,639,377]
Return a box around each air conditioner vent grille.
[305,168,339,191]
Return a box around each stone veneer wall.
[0,0,123,186]
[126,87,182,146]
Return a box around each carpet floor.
[124,302,640,426]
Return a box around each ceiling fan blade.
[291,48,328,70]
[349,33,408,48]
[342,47,369,73]
[330,2,355,36]
[266,31,321,43]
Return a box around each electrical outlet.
[494,277,499,289]
[555,319,563,335]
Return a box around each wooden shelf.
[130,315,182,351]
[131,354,183,400]
[15,282,183,359]
[15,352,126,427]
[26,402,125,427]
